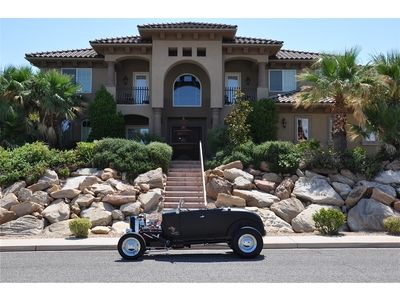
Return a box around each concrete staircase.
[164,160,206,209]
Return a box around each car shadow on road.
[115,251,265,263]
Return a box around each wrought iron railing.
[116,87,150,104]
[224,87,257,105]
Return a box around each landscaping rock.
[78,176,102,191]
[206,177,232,200]
[139,183,150,193]
[72,194,94,208]
[262,173,282,183]
[91,226,111,234]
[370,188,395,206]
[257,209,294,233]
[42,220,71,237]
[223,168,254,182]
[293,177,344,206]
[133,168,164,189]
[345,185,369,208]
[340,169,358,182]
[51,188,81,199]
[27,181,51,193]
[329,174,355,187]
[358,180,396,198]
[0,207,17,225]
[71,168,99,177]
[332,182,352,199]
[102,194,136,206]
[3,181,26,196]
[254,180,276,193]
[348,198,398,231]
[40,169,59,184]
[115,182,137,195]
[47,185,60,194]
[374,170,400,184]
[270,198,305,223]
[305,170,328,180]
[275,178,295,200]
[291,204,336,233]
[259,161,270,172]
[111,221,129,234]
[385,160,400,171]
[42,199,70,223]
[91,184,115,195]
[63,176,87,190]
[233,189,279,208]
[215,193,246,208]
[30,191,51,206]
[10,201,42,217]
[93,201,114,213]
[120,202,141,216]
[217,160,243,171]
[138,191,163,213]
[233,177,253,190]
[394,201,400,212]
[101,171,114,181]
[0,193,19,210]
[0,215,44,236]
[112,209,124,221]
[246,167,262,176]
[17,188,33,202]
[70,203,81,215]
[80,206,112,227]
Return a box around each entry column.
[106,61,116,98]
[153,108,162,137]
[257,61,268,100]
[211,108,221,129]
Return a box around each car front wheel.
[118,233,146,260]
[231,227,263,258]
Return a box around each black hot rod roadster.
[117,201,266,260]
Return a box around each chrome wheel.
[121,237,141,257]
[238,234,257,253]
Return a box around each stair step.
[168,171,202,177]
[167,177,202,181]
[165,186,203,191]
[171,160,200,164]
[164,202,206,209]
[169,168,202,172]
[165,181,203,186]
[165,191,204,197]
[164,196,204,202]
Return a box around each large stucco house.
[25,22,378,159]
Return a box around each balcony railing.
[117,87,150,105]
[224,87,257,105]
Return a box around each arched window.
[173,74,201,107]
[81,119,92,141]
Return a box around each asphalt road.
[1,248,399,282]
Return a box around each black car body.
[117,205,266,260]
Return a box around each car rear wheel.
[118,233,146,260]
[231,227,263,258]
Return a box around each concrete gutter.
[1,235,399,252]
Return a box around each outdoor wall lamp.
[122,75,129,86]
[245,76,251,86]
[281,118,287,128]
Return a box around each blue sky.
[1,18,399,69]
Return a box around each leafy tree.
[248,98,278,143]
[224,92,253,146]
[87,86,125,141]
[297,48,373,153]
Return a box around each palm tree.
[296,48,372,153]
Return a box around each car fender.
[226,219,264,238]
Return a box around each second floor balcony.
[117,87,150,105]
[224,87,257,105]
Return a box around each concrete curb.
[1,235,400,252]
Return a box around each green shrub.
[207,127,229,154]
[87,86,125,141]
[146,142,173,172]
[248,98,278,143]
[341,146,383,179]
[296,138,321,154]
[69,218,92,238]
[383,216,400,234]
[312,208,346,235]
[58,167,71,178]
[75,142,96,165]
[133,132,165,144]
[303,147,341,170]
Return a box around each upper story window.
[168,47,178,56]
[61,68,92,93]
[197,48,206,57]
[173,74,201,107]
[269,69,296,92]
[182,48,192,57]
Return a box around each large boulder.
[257,209,294,233]
[40,169,59,184]
[102,194,136,206]
[120,202,142,216]
[329,174,355,187]
[78,176,102,191]
[27,181,51,193]
[0,215,44,236]
[292,177,344,206]
[0,193,19,210]
[17,188,33,202]
[233,189,279,208]
[51,189,81,199]
[345,185,368,208]
[358,180,396,198]
[10,201,42,218]
[111,221,129,234]
[133,168,164,189]
[91,226,111,234]
[385,160,400,171]
[71,168,100,177]
[42,199,71,223]
[262,173,282,183]
[233,177,253,190]
[270,198,305,223]
[275,178,295,200]
[63,176,87,190]
[216,160,243,171]
[138,191,163,213]
[80,206,112,227]
[223,168,253,182]
[370,188,396,206]
[90,184,115,195]
[0,207,17,225]
[254,180,276,193]
[72,194,94,208]
[291,204,337,233]
[348,198,399,231]
[215,193,246,208]
[30,191,51,207]
[206,177,232,200]
[374,170,400,184]
[331,182,352,199]
[3,181,26,196]
[340,169,358,182]
[42,219,72,237]
[112,209,125,221]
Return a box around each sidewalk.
[1,235,399,252]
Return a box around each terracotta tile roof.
[90,35,151,44]
[270,90,334,104]
[272,49,320,60]
[224,36,283,45]
[25,48,103,59]
[138,22,237,29]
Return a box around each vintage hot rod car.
[117,201,266,260]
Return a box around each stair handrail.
[199,140,207,208]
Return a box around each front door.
[170,126,202,160]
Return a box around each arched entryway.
[163,62,211,160]
[124,114,149,140]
